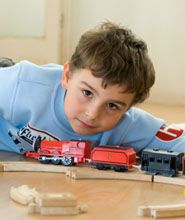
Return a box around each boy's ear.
[61,62,70,89]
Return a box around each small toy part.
[35,193,77,207]
[10,185,88,216]
[28,193,88,215]
[10,185,39,205]
[138,203,185,218]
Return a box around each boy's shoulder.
[18,60,63,72]
[113,106,165,138]
[126,106,162,120]
[15,60,63,85]
[123,107,153,120]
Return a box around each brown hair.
[69,21,155,105]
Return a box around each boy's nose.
[85,107,100,120]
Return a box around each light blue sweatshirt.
[0,61,184,154]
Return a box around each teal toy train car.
[141,148,184,177]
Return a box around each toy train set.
[26,140,136,171]
[26,139,185,177]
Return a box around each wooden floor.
[0,102,185,220]
[138,102,185,124]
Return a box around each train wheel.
[113,166,127,172]
[61,157,74,166]
[51,157,61,165]
[39,156,50,164]
[95,164,105,170]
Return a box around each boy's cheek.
[101,116,122,130]
[64,101,80,119]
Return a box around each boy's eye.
[107,102,119,111]
[82,89,92,97]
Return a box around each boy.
[0,22,184,155]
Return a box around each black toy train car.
[141,148,184,177]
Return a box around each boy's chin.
[74,129,99,136]
[72,127,101,136]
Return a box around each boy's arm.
[0,63,22,153]
[119,108,185,153]
[146,124,185,153]
[0,63,20,121]
[100,107,165,153]
[0,114,20,153]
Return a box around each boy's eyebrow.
[81,81,98,94]
[81,81,127,107]
[110,100,127,107]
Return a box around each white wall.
[66,0,185,106]
[0,0,45,38]
[0,0,185,106]
[0,0,64,64]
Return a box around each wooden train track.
[1,161,185,187]
[0,161,68,173]
[138,203,185,218]
[1,161,185,218]
[66,166,185,186]
[66,167,185,218]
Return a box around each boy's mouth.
[77,118,97,129]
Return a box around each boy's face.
[61,63,135,136]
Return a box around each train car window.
[156,158,162,163]
[149,157,155,162]
[163,159,170,164]
[141,159,148,166]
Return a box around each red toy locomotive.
[26,139,136,171]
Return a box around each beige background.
[0,0,185,105]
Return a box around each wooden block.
[152,209,185,218]
[67,167,152,183]
[138,203,185,218]
[137,205,151,217]
[154,175,185,187]
[152,204,185,218]
[10,185,39,205]
[10,184,88,216]
[0,161,68,173]
[28,203,88,215]
[35,193,77,207]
